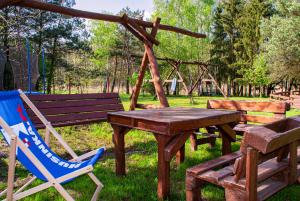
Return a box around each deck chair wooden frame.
[0,90,104,201]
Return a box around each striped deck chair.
[0,90,105,201]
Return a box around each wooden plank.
[217,124,236,142]
[164,132,191,161]
[208,100,289,114]
[35,118,108,129]
[27,99,122,109]
[197,165,233,185]
[27,104,124,116]
[256,159,288,183]
[187,151,242,176]
[31,111,109,124]
[240,114,282,124]
[257,178,287,201]
[135,104,164,109]
[28,93,120,101]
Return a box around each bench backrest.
[207,100,290,124]
[26,93,124,129]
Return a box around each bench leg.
[190,134,198,151]
[221,131,232,155]
[225,188,246,201]
[112,125,129,176]
[155,134,171,200]
[186,174,202,201]
[176,144,185,165]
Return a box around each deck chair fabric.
[0,90,105,201]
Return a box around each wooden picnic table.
[107,107,240,200]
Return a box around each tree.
[235,0,274,79]
[261,0,300,83]
[210,3,234,83]
[0,0,89,93]
[90,7,144,94]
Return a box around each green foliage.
[90,20,118,68]
[152,0,213,61]
[261,0,300,82]
[210,0,244,82]
[244,54,270,86]
[235,0,274,76]
[211,0,274,85]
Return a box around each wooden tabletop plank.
[108,108,240,135]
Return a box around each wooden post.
[154,134,171,200]
[7,136,17,201]
[289,141,297,184]
[145,45,169,108]
[245,148,258,201]
[112,125,127,176]
[129,18,161,110]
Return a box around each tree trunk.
[47,37,58,94]
[248,84,252,97]
[3,9,14,90]
[111,55,118,93]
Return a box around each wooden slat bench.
[186,116,300,201]
[190,100,290,150]
[25,93,124,129]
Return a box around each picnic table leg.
[155,134,171,200]
[221,131,232,155]
[112,125,129,176]
[217,124,236,155]
[176,145,185,165]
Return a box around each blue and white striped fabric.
[0,90,104,182]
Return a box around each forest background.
[1,0,299,97]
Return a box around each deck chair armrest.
[187,151,242,176]
[70,147,105,162]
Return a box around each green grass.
[1,94,300,201]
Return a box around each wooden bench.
[25,93,124,129]
[191,100,290,150]
[186,116,300,201]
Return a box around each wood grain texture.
[186,116,300,201]
[26,93,124,129]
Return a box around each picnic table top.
[107,107,240,135]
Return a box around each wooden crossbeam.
[123,14,160,46]
[135,104,165,109]
[1,0,206,38]
[121,19,152,47]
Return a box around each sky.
[74,0,154,19]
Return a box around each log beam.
[3,0,206,38]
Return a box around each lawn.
[1,94,300,201]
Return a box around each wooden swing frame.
[0,0,206,111]
[131,54,227,102]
